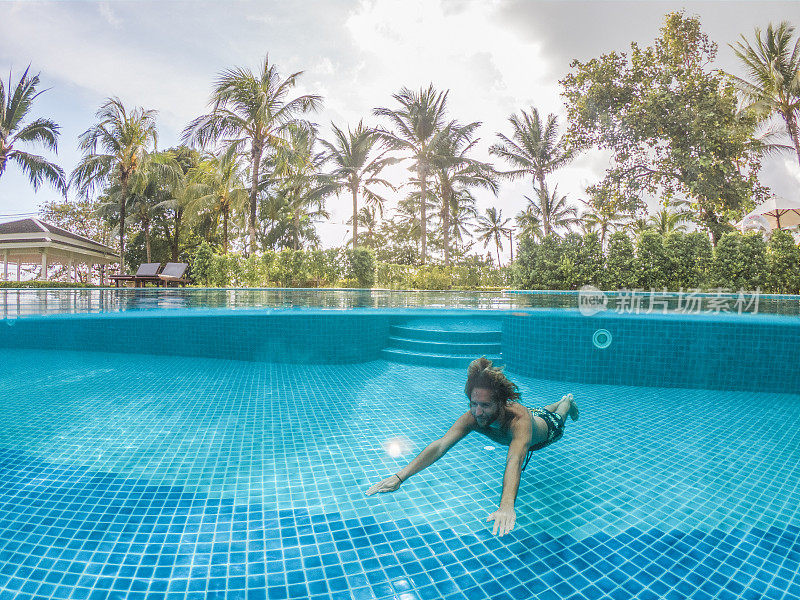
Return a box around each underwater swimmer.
[365,357,579,537]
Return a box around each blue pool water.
[0,303,799,599]
[2,287,799,318]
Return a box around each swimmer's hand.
[487,507,516,536]
[365,475,402,496]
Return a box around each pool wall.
[503,311,800,394]
[0,310,396,364]
[1,308,797,393]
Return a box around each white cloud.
[0,3,209,136]
[97,2,122,29]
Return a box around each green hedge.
[188,245,509,290]
[374,262,509,290]
[512,230,800,293]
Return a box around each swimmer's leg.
[544,394,578,422]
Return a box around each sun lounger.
[157,262,189,287]
[109,263,162,288]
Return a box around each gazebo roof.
[0,218,118,264]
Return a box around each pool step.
[382,320,503,368]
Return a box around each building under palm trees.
[0,218,117,282]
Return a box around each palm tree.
[647,198,692,235]
[0,66,66,194]
[731,22,800,166]
[392,196,423,255]
[525,184,580,236]
[187,148,248,254]
[346,206,380,248]
[578,185,630,248]
[625,216,651,237]
[182,55,322,253]
[489,106,574,195]
[320,121,396,248]
[448,189,479,257]
[575,219,597,237]
[71,97,159,271]
[475,207,512,266]
[273,123,332,250]
[373,84,449,263]
[430,121,498,265]
[126,170,165,263]
[159,146,200,261]
[516,206,544,241]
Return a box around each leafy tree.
[738,231,768,290]
[346,206,382,249]
[373,84,449,263]
[390,192,426,258]
[524,184,579,236]
[712,231,766,290]
[160,146,202,261]
[767,229,800,293]
[577,232,604,287]
[730,21,800,166]
[343,247,375,287]
[447,190,479,259]
[578,184,630,248]
[0,66,66,194]
[70,97,160,271]
[663,231,712,289]
[126,167,166,263]
[562,11,768,243]
[515,205,543,241]
[647,198,693,235]
[489,106,574,201]
[604,231,637,289]
[625,216,652,237]
[183,55,322,253]
[636,230,669,289]
[475,207,511,266]
[39,197,112,246]
[191,240,214,285]
[273,123,332,249]
[429,121,497,265]
[187,147,247,254]
[320,121,396,249]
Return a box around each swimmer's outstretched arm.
[487,416,531,537]
[365,412,473,496]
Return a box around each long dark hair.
[464,357,520,406]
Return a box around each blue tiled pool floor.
[1,349,799,599]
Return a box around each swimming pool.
[2,287,799,318]
[0,303,798,600]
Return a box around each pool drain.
[592,329,612,349]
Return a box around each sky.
[1,0,799,261]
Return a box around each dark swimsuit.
[521,406,566,472]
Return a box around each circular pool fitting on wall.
[592,328,612,349]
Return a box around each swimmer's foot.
[567,394,579,421]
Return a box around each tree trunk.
[442,186,451,266]
[509,231,513,262]
[351,183,358,249]
[172,207,182,261]
[537,173,549,237]
[785,111,800,168]
[119,177,128,273]
[223,205,229,255]
[248,143,263,256]
[144,217,151,263]
[496,237,501,267]
[420,164,427,264]
[294,211,300,250]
